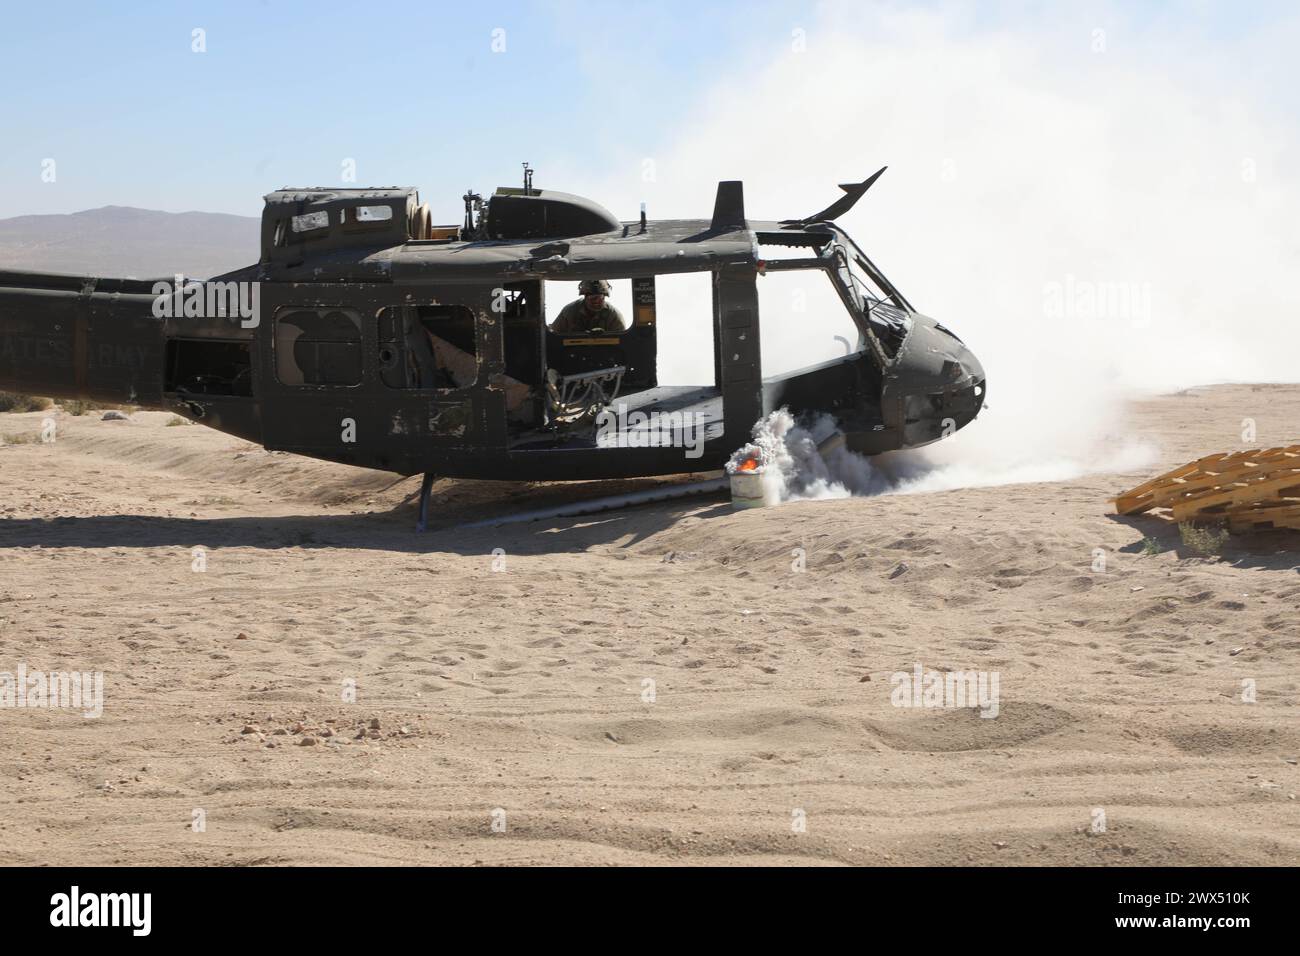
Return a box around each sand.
[0,384,1297,866]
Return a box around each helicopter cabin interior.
[261,273,731,456]
[165,184,763,474]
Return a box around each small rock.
[1229,646,1245,656]
[297,735,318,747]
[240,724,260,735]
[100,410,131,422]
[235,633,248,640]
[369,717,382,730]
[889,562,910,579]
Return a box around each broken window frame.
[290,210,331,234]
[375,303,479,392]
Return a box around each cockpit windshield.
[823,228,911,361]
[843,252,884,310]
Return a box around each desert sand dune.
[0,385,1296,866]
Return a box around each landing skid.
[415,472,436,532]
[451,476,728,531]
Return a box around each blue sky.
[0,0,788,219]
[2,0,1295,221]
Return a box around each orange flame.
[737,457,759,472]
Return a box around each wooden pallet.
[1113,445,1300,531]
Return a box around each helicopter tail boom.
[0,270,166,406]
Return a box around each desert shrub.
[60,399,121,416]
[0,392,53,412]
[1178,521,1229,556]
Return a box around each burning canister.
[727,449,775,509]
[728,455,764,509]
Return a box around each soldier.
[550,279,627,334]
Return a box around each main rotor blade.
[780,166,887,226]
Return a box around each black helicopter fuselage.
[0,177,985,480]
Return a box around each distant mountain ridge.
[0,206,260,280]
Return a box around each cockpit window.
[827,243,910,360]
[843,252,880,308]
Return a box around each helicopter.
[0,164,985,528]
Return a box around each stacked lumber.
[1114,445,1300,532]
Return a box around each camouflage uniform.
[551,298,627,334]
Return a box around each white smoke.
[577,3,1300,493]
[728,409,895,502]
[732,406,1157,503]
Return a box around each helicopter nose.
[886,313,986,448]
